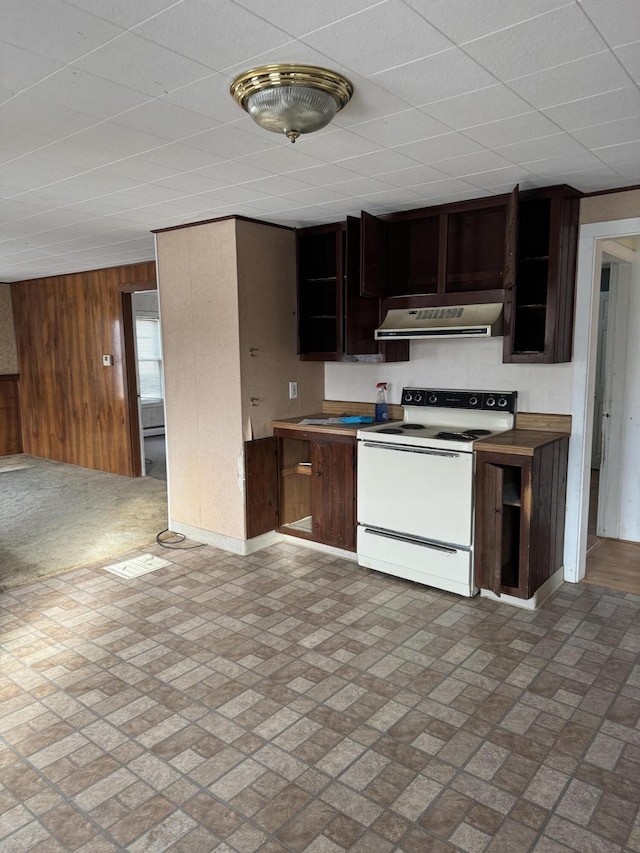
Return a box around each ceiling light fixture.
[230,63,353,143]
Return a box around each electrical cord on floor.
[155,529,207,549]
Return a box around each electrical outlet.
[288,381,298,400]
[102,354,113,366]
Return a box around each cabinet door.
[360,210,387,297]
[474,459,505,595]
[245,437,278,538]
[311,439,356,550]
[344,216,379,356]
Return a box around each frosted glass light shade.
[246,86,338,140]
[230,64,353,143]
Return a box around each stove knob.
[428,394,438,404]
[404,392,413,403]
[485,396,496,407]
[414,392,423,403]
[469,396,478,407]
[498,397,508,408]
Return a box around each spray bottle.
[375,382,389,422]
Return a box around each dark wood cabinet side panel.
[518,462,534,598]
[0,375,22,456]
[11,261,156,475]
[552,437,569,578]
[245,437,278,539]
[530,447,551,595]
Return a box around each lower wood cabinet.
[474,435,569,599]
[274,427,356,551]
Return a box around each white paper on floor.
[104,554,172,578]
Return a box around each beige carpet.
[0,454,167,592]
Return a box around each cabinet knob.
[249,347,259,357]
[249,396,260,406]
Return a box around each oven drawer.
[357,440,474,547]
[357,525,475,597]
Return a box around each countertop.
[271,414,365,437]
[474,429,569,456]
[272,415,570,453]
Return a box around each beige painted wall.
[156,217,323,545]
[0,284,18,373]
[156,219,246,540]
[236,219,324,440]
[580,189,640,224]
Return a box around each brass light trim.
[230,63,354,142]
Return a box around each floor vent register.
[104,554,172,579]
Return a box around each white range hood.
[375,303,503,341]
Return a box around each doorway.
[568,220,640,591]
[131,290,167,482]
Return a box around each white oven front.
[356,439,476,596]
[357,440,474,546]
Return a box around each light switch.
[102,355,113,366]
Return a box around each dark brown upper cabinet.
[297,218,408,362]
[361,184,580,364]
[503,185,581,364]
[361,188,517,304]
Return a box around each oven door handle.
[363,527,458,554]
[361,441,461,458]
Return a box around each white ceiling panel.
[3,0,124,63]
[541,87,640,130]
[61,0,185,29]
[615,42,640,83]
[462,5,608,79]
[0,42,63,96]
[301,1,452,76]
[1,0,639,281]
[135,0,292,71]
[507,51,634,109]
[350,110,451,147]
[372,48,497,105]
[572,117,640,149]
[405,0,574,43]
[420,86,533,129]
[232,0,385,38]
[74,33,217,97]
[579,0,640,48]
[30,68,151,118]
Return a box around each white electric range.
[356,387,517,596]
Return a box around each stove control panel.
[401,388,517,413]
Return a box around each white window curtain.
[135,317,164,400]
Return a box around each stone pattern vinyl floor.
[1,540,639,852]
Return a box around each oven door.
[357,440,474,547]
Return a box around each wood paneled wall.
[11,262,156,475]
[0,374,22,456]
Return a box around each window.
[135,317,163,400]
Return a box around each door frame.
[596,251,633,538]
[119,279,157,478]
[565,216,640,582]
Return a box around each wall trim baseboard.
[479,568,565,610]
[167,520,281,555]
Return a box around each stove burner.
[435,431,475,442]
[401,423,426,430]
[377,428,404,434]
[464,429,491,437]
